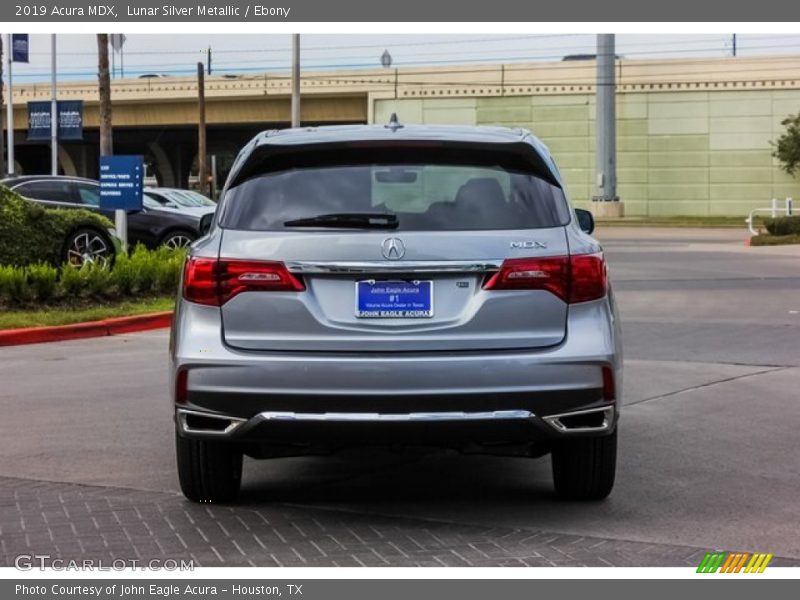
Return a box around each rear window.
[220,149,570,231]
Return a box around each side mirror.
[198,213,214,236]
[575,208,595,234]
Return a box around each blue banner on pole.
[99,156,144,211]
[27,101,84,141]
[11,34,29,63]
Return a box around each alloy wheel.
[66,231,112,268]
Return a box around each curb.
[0,311,173,347]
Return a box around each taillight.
[218,259,305,301]
[569,253,608,304]
[483,257,569,300]
[183,257,305,306]
[483,253,607,304]
[183,258,218,306]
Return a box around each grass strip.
[0,296,175,329]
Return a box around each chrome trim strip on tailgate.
[258,410,533,422]
[285,260,503,274]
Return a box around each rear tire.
[175,432,243,503]
[551,429,617,501]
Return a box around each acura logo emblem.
[381,238,405,260]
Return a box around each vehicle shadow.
[237,447,560,509]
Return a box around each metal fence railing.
[746,198,794,236]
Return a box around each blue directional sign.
[99,155,144,211]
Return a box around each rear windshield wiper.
[283,213,399,229]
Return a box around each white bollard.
[771,198,778,218]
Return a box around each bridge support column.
[147,141,177,187]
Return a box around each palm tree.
[96,34,112,156]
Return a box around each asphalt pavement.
[1,227,799,566]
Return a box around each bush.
[0,245,186,308]
[153,245,185,292]
[0,264,31,304]
[82,260,114,298]
[26,263,59,303]
[58,261,86,298]
[0,185,114,267]
[109,250,138,296]
[128,244,159,294]
[750,233,800,246]
[762,216,800,236]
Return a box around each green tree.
[772,114,800,177]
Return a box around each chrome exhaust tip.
[176,408,246,436]
[542,405,615,434]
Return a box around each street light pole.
[291,34,300,128]
[0,35,5,177]
[593,34,620,216]
[5,34,14,176]
[51,34,58,176]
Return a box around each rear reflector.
[602,366,616,401]
[183,258,305,306]
[483,253,608,304]
[175,368,188,404]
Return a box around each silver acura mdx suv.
[170,120,622,503]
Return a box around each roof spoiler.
[227,139,563,190]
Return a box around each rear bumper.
[175,404,617,451]
[170,295,622,449]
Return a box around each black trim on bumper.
[184,388,603,419]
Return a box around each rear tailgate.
[219,228,569,352]
[216,135,573,353]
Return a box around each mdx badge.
[510,240,547,249]
[382,238,406,260]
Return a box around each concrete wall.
[374,91,800,216]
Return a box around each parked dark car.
[2,175,214,250]
[0,183,121,267]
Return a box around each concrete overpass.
[5,71,372,186]
[4,54,800,214]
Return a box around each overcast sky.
[6,33,800,82]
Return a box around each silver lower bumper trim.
[177,406,615,438]
[256,410,534,422]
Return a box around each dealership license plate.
[355,280,433,318]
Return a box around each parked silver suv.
[170,120,622,503]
